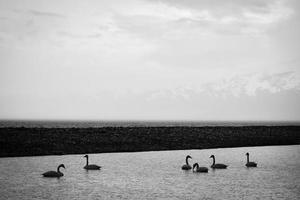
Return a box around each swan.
[193,163,208,173]
[84,155,101,170]
[181,155,192,170]
[42,164,65,177]
[210,155,227,169]
[245,152,257,167]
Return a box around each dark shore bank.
[0,126,299,157]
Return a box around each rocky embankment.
[0,126,299,157]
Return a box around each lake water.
[0,145,299,200]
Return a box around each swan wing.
[84,164,101,170]
[182,164,192,170]
[211,163,227,169]
[42,171,62,177]
[246,162,257,167]
[197,167,209,172]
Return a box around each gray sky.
[0,0,299,121]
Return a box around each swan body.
[245,152,257,167]
[43,164,65,177]
[182,155,192,170]
[193,163,208,173]
[84,155,101,170]
[210,155,227,169]
[211,163,227,169]
[84,164,101,170]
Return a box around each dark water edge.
[0,126,299,157]
[1,119,300,128]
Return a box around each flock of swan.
[42,155,100,177]
[182,152,257,173]
[42,152,257,177]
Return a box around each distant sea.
[0,120,299,128]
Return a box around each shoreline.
[1,126,299,158]
[1,119,300,128]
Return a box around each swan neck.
[86,156,89,166]
[57,166,61,172]
[212,157,215,165]
[186,157,189,165]
[247,154,249,163]
[194,163,199,170]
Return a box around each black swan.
[193,163,208,173]
[84,155,101,170]
[182,155,192,170]
[42,164,65,177]
[210,155,227,169]
[245,152,257,167]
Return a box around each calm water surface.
[0,145,299,200]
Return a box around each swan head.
[58,164,65,169]
[210,155,215,159]
[84,155,88,158]
[246,152,249,156]
[186,155,192,160]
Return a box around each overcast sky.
[0,0,299,121]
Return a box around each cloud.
[260,71,300,91]
[142,71,300,102]
[149,0,293,19]
[202,71,300,97]
[0,0,299,121]
[57,31,101,39]
[116,0,294,38]
[28,9,66,18]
